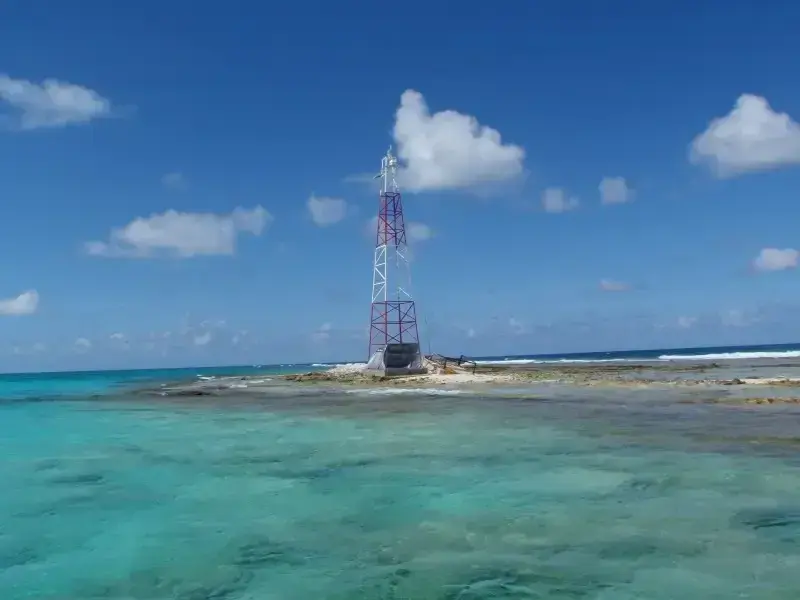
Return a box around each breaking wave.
[475,358,638,365]
[658,350,800,361]
[477,349,800,365]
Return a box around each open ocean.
[312,342,800,370]
[473,342,800,365]
[4,343,800,598]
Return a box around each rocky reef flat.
[133,357,800,408]
[287,356,800,385]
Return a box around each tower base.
[365,343,426,376]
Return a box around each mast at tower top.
[375,146,399,195]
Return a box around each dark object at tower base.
[365,343,426,376]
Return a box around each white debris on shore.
[739,377,800,385]
[325,362,368,376]
[325,358,443,378]
[322,358,515,386]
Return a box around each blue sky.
[2,0,800,371]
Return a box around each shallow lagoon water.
[4,382,800,598]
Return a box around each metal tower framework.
[368,147,420,358]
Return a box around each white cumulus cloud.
[74,338,92,353]
[509,317,525,335]
[690,94,800,177]
[407,222,434,243]
[193,332,212,346]
[599,279,630,292]
[542,187,579,213]
[599,177,634,205]
[753,247,799,272]
[0,74,112,130]
[677,316,697,329]
[86,206,272,258]
[307,195,347,226]
[0,290,39,316]
[312,322,332,343]
[11,342,46,355]
[392,89,525,192]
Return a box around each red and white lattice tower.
[367,146,421,359]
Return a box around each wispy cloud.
[0,74,113,130]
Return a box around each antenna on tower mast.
[373,146,398,191]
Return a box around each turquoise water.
[4,370,800,598]
[0,364,319,400]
